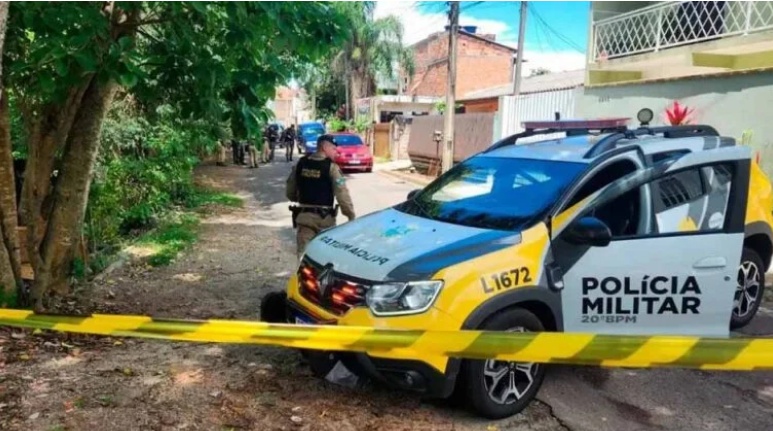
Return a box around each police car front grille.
[298,260,369,316]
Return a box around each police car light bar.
[522,118,631,130]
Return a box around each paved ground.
[2,150,772,430]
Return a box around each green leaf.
[118,36,133,52]
[74,52,97,72]
[53,59,69,77]
[118,72,138,88]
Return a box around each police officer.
[230,138,241,164]
[216,139,227,166]
[247,139,259,168]
[286,134,355,260]
[283,124,297,162]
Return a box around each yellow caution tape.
[1,308,772,370]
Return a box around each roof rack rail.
[583,124,720,158]
[485,126,629,152]
[486,120,630,153]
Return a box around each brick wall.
[409,32,515,98]
[464,98,499,113]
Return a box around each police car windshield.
[397,156,586,231]
[333,135,363,146]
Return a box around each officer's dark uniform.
[286,136,355,260]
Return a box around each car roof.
[480,134,602,163]
[479,126,734,165]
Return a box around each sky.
[373,0,590,75]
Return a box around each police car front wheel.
[731,247,766,329]
[463,307,546,419]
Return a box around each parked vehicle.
[264,110,773,419]
[330,132,373,173]
[298,121,326,154]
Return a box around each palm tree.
[334,1,415,119]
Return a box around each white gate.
[494,87,579,144]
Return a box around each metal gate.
[496,88,579,143]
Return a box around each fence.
[593,1,773,60]
[496,88,579,143]
[407,113,496,174]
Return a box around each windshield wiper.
[410,198,434,219]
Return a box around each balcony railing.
[592,1,773,61]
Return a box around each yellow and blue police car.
[267,110,773,419]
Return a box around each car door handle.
[693,257,727,269]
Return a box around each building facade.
[407,27,518,99]
[269,86,312,127]
[579,1,773,176]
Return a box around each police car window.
[566,160,638,209]
[513,171,551,188]
[431,169,494,202]
[397,157,586,231]
[653,164,733,234]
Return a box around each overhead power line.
[528,3,586,54]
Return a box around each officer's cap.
[317,134,337,146]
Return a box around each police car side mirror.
[407,189,420,200]
[564,216,612,247]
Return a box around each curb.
[378,170,433,187]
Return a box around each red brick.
[406,32,516,98]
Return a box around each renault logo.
[317,263,335,295]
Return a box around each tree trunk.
[344,59,351,121]
[0,0,19,306]
[310,88,316,121]
[0,89,21,278]
[31,79,117,310]
[349,68,369,121]
[20,86,89,277]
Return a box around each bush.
[86,103,214,253]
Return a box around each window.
[566,160,638,209]
[332,135,363,146]
[653,164,733,234]
[396,157,587,231]
[575,163,735,240]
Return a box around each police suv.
[273,110,773,419]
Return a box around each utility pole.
[441,1,459,174]
[513,1,527,95]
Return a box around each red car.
[331,132,373,172]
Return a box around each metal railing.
[592,1,773,61]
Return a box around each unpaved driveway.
[0,159,565,431]
[3,154,773,431]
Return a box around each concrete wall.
[408,113,496,171]
[575,71,773,176]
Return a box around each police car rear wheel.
[464,307,546,419]
[731,247,765,329]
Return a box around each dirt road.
[0,159,564,431]
[2,154,772,431]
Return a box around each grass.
[184,188,243,209]
[132,188,243,267]
[136,214,199,267]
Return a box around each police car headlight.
[366,281,443,316]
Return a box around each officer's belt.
[289,204,339,225]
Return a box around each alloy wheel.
[735,261,761,319]
[482,327,538,405]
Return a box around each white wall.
[495,88,580,143]
[575,71,773,176]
